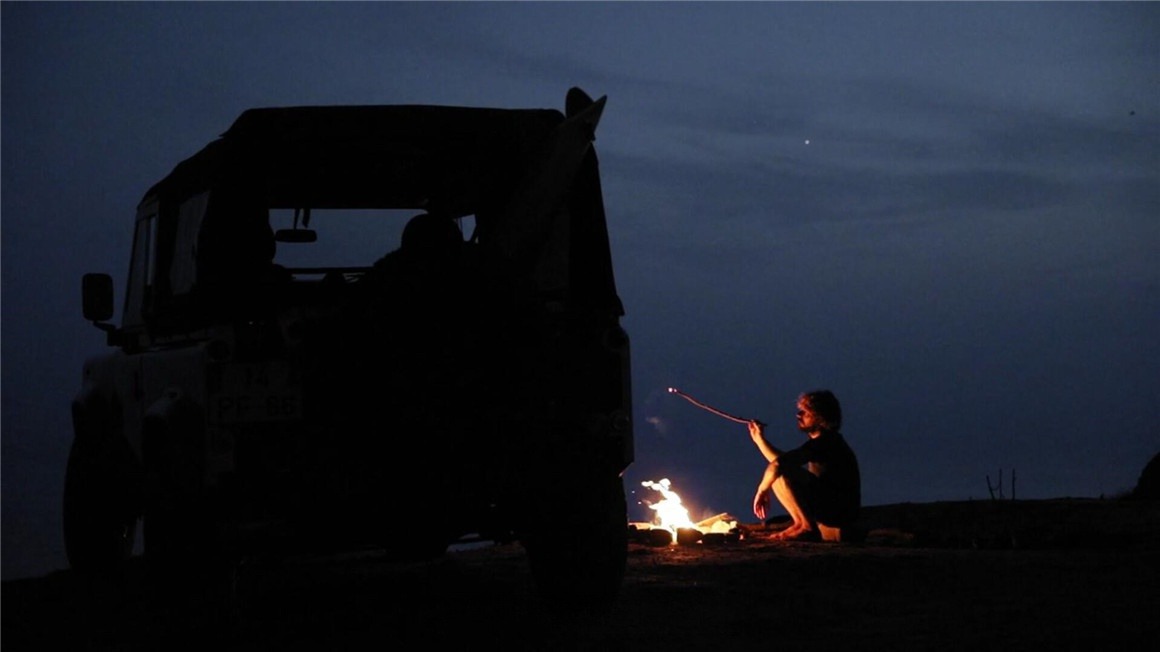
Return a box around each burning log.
[676,527,703,545]
[627,523,743,547]
[629,523,675,546]
[695,513,739,530]
[629,510,743,547]
[702,531,742,545]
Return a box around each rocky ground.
[4,497,1159,651]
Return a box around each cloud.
[645,415,668,436]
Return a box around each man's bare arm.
[753,460,778,519]
[748,420,781,463]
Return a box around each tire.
[145,492,243,633]
[523,471,628,614]
[142,496,191,595]
[62,438,138,573]
[142,418,239,625]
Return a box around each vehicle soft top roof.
[142,104,566,212]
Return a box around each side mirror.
[275,229,317,243]
[82,273,114,323]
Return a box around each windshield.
[270,208,476,271]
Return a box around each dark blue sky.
[3,2,1157,580]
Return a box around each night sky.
[3,2,1157,580]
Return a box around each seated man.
[192,197,289,317]
[749,390,861,541]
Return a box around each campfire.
[630,478,741,546]
[626,389,753,546]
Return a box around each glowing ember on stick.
[641,478,695,541]
[667,387,753,424]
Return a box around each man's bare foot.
[770,524,807,541]
[770,525,819,542]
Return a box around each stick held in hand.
[667,387,752,424]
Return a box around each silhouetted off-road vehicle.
[69,88,633,609]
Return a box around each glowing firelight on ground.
[641,478,696,541]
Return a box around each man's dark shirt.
[783,430,861,526]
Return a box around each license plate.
[209,361,302,424]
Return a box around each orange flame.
[641,478,696,542]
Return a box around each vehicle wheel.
[523,471,628,614]
[145,496,243,627]
[143,426,239,626]
[142,498,188,595]
[62,438,138,573]
[379,473,453,562]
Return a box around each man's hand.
[748,419,764,441]
[749,419,780,464]
[753,486,771,521]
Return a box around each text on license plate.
[210,362,302,424]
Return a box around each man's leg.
[770,464,818,540]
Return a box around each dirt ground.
[4,498,1159,651]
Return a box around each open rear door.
[489,88,607,272]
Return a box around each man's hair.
[801,390,842,431]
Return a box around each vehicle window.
[122,212,157,328]
[169,192,210,296]
[270,209,474,271]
